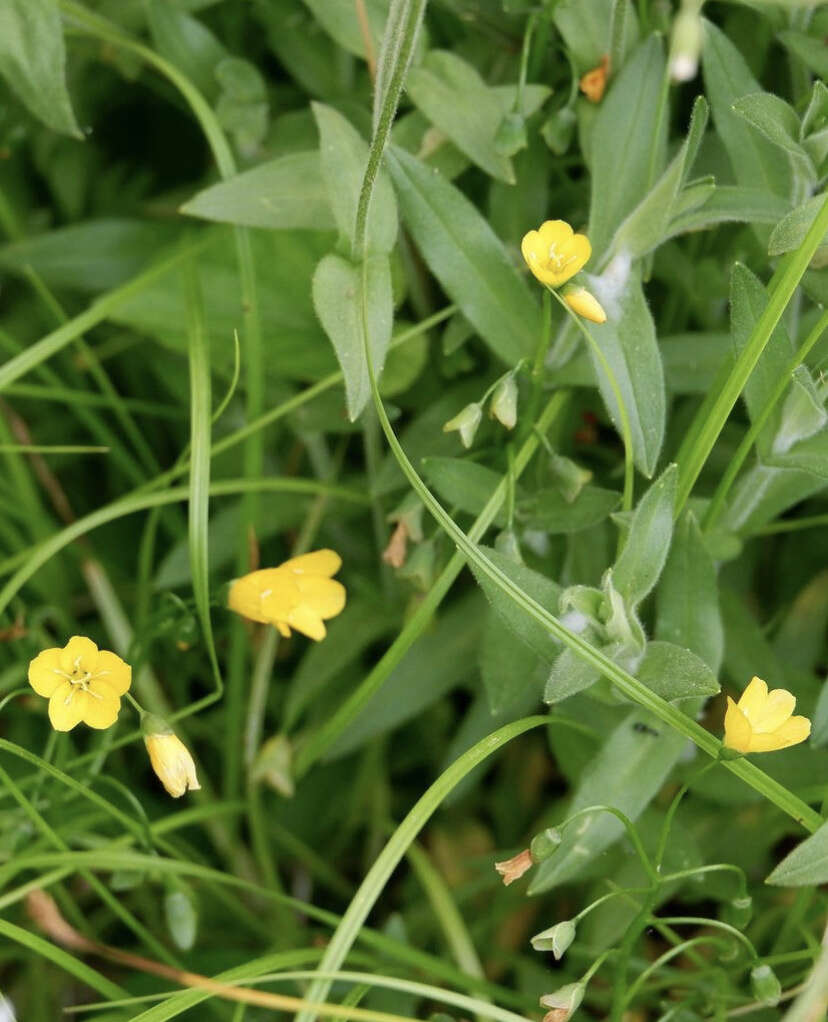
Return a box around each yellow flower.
[521,220,592,288]
[28,636,131,732]
[723,676,811,754]
[143,716,200,798]
[562,284,607,324]
[228,549,346,641]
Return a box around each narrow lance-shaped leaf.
[387,145,542,365]
[312,253,393,420]
[612,464,677,606]
[0,0,81,137]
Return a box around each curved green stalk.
[675,191,828,514]
[703,307,828,531]
[293,716,550,1022]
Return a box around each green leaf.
[520,486,620,534]
[147,0,226,102]
[0,219,180,293]
[774,570,828,678]
[181,153,335,230]
[587,35,667,258]
[312,252,393,420]
[327,594,484,758]
[553,0,615,69]
[613,96,708,259]
[701,21,793,201]
[470,546,561,664]
[667,186,792,236]
[421,458,507,527]
[545,646,601,703]
[766,820,828,887]
[637,641,719,702]
[530,710,686,891]
[656,512,723,673]
[779,30,828,81]
[0,0,81,137]
[769,194,828,265]
[733,93,812,173]
[386,145,541,365]
[313,103,398,253]
[480,611,543,714]
[612,465,676,607]
[586,265,666,477]
[302,0,389,59]
[407,50,517,184]
[772,366,828,455]
[730,263,794,455]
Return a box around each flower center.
[54,657,105,698]
[547,242,576,273]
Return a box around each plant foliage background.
[0,0,827,1019]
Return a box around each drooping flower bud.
[531,919,576,960]
[142,714,201,798]
[252,733,295,798]
[750,964,781,1007]
[494,111,528,156]
[722,894,753,930]
[669,2,703,83]
[490,375,519,430]
[540,983,585,1022]
[541,107,576,155]
[530,826,563,862]
[562,284,607,324]
[443,403,482,448]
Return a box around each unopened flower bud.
[562,284,607,324]
[494,529,523,563]
[549,453,592,503]
[750,964,781,1006]
[531,919,576,960]
[530,826,562,862]
[579,56,609,104]
[722,894,753,930]
[443,403,482,448]
[382,520,409,569]
[252,733,294,798]
[491,375,519,430]
[669,5,703,83]
[142,714,201,798]
[540,983,585,1022]
[541,107,576,155]
[494,111,528,156]
[494,848,533,886]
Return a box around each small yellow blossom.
[144,717,201,798]
[580,56,609,103]
[562,284,607,324]
[28,636,131,732]
[228,549,346,641]
[521,220,591,288]
[723,676,811,754]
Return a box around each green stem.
[293,715,550,1022]
[703,308,828,531]
[675,191,828,514]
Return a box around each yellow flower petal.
[287,603,327,641]
[275,620,291,638]
[228,574,273,624]
[28,648,64,698]
[294,576,347,619]
[749,716,811,753]
[94,650,132,696]
[737,676,768,723]
[282,550,342,577]
[82,682,121,730]
[723,696,752,753]
[59,636,98,674]
[537,220,574,247]
[753,688,796,733]
[48,683,85,732]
